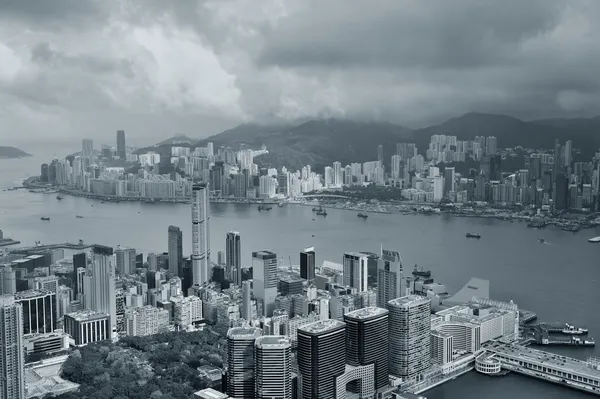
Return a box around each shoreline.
[21,177,600,231]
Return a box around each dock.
[519,309,537,324]
[0,238,21,247]
[520,322,594,347]
[480,342,600,396]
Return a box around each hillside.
[155,134,197,146]
[0,146,31,159]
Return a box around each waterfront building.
[300,247,315,281]
[226,326,262,399]
[64,310,110,346]
[344,307,390,391]
[226,231,241,285]
[387,295,431,381]
[252,250,278,317]
[297,319,346,399]
[14,289,56,335]
[377,248,404,308]
[116,130,126,160]
[192,183,211,285]
[0,295,25,399]
[168,226,183,277]
[83,245,117,334]
[255,336,292,399]
[342,252,368,292]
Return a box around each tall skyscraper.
[168,226,183,277]
[116,130,126,160]
[81,139,93,157]
[115,246,136,275]
[564,139,572,168]
[444,167,455,197]
[300,247,315,281]
[377,248,404,307]
[0,266,16,295]
[147,252,157,272]
[241,280,252,321]
[83,245,117,334]
[226,231,241,285]
[377,144,384,167]
[387,295,431,380]
[72,252,86,298]
[252,250,278,317]
[297,320,346,399]
[255,336,292,399]
[0,295,25,399]
[342,252,368,292]
[344,307,389,391]
[227,327,262,398]
[192,183,211,285]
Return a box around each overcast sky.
[1,0,599,147]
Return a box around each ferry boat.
[40,217,50,221]
[357,213,368,219]
[588,236,600,243]
[538,238,545,244]
[258,205,272,211]
[56,195,63,200]
[412,264,432,278]
[316,209,327,216]
[466,233,481,239]
[562,323,588,335]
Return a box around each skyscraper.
[0,266,16,295]
[344,307,389,391]
[81,139,93,157]
[168,226,183,277]
[83,245,117,334]
[192,183,211,285]
[444,167,455,197]
[0,295,25,399]
[300,247,315,281]
[387,295,431,380]
[252,250,278,317]
[72,252,86,298]
[226,231,241,285]
[241,280,252,321]
[377,248,404,307]
[115,246,136,275]
[297,320,346,399]
[377,144,384,167]
[343,252,368,292]
[255,336,292,399]
[116,130,126,159]
[14,290,56,335]
[227,327,262,399]
[564,139,572,168]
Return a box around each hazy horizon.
[2,1,600,147]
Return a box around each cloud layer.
[1,0,599,145]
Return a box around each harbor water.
[1,150,599,399]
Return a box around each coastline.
[21,176,600,230]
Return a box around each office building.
[171,296,203,328]
[124,305,170,337]
[82,139,93,157]
[226,327,262,399]
[300,247,315,281]
[344,307,389,390]
[252,250,278,317]
[192,183,211,285]
[115,246,136,275]
[387,296,431,381]
[255,336,292,399]
[193,389,229,399]
[147,252,157,272]
[226,231,241,285]
[343,252,368,292]
[72,252,86,298]
[0,266,16,295]
[14,289,56,335]
[377,248,404,307]
[241,280,252,321]
[83,246,117,333]
[64,310,110,346]
[0,295,25,399]
[297,320,346,399]
[444,167,455,197]
[116,130,126,159]
[168,226,183,277]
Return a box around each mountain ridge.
[0,146,31,159]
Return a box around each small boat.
[466,233,481,239]
[56,195,63,200]
[588,236,600,243]
[538,238,545,244]
[316,209,327,216]
[357,213,368,219]
[76,215,84,219]
[101,201,105,204]
[278,203,284,207]
[562,323,588,335]
[312,207,320,212]
[40,217,50,221]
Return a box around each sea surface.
[1,149,599,398]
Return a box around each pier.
[520,323,594,347]
[480,341,600,396]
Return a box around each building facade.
[0,295,25,399]
[192,183,211,285]
[227,327,262,398]
[255,336,292,399]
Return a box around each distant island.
[0,146,31,159]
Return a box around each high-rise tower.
[83,245,117,334]
[81,139,93,157]
[226,326,262,398]
[0,295,25,399]
[344,307,389,391]
[387,295,431,380]
[300,247,315,281]
[192,183,210,285]
[252,250,278,317]
[168,226,183,277]
[343,252,368,292]
[297,320,346,399]
[226,231,241,285]
[255,336,292,399]
[116,130,126,160]
[377,248,404,307]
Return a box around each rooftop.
[388,295,431,308]
[65,310,109,322]
[15,289,54,300]
[255,335,291,349]
[193,388,229,399]
[252,250,277,259]
[344,306,389,320]
[298,319,345,335]
[227,326,262,339]
[343,252,369,258]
